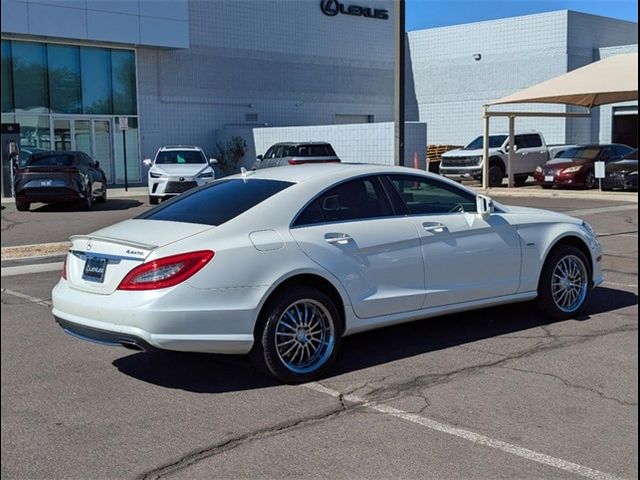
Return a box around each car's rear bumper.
[52,280,262,354]
[16,186,84,203]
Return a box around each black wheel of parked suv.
[251,286,342,383]
[149,196,160,205]
[488,165,504,187]
[15,200,30,212]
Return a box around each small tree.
[216,136,247,176]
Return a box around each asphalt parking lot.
[1,193,637,479]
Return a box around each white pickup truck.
[439,131,559,187]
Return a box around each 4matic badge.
[320,0,389,20]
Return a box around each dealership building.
[1,0,637,197]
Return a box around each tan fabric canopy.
[490,52,638,108]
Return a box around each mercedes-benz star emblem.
[179,177,185,182]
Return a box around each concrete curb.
[474,187,638,203]
[1,242,70,261]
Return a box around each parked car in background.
[602,148,638,191]
[53,164,602,383]
[533,144,634,189]
[439,131,551,187]
[144,145,217,205]
[254,142,340,169]
[18,146,48,167]
[13,151,107,211]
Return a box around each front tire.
[149,195,160,205]
[514,175,528,187]
[252,286,342,383]
[535,245,591,320]
[488,165,504,187]
[583,171,596,189]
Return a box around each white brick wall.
[253,122,427,168]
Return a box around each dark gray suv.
[254,142,340,169]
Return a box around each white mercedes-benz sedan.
[52,164,603,383]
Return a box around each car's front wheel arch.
[542,235,594,283]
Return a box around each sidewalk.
[474,185,638,203]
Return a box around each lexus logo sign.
[320,0,389,20]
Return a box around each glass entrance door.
[92,119,112,182]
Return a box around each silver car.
[254,142,340,169]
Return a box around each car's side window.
[294,176,393,226]
[274,146,284,158]
[263,147,274,159]
[525,134,543,148]
[515,135,526,149]
[387,175,477,215]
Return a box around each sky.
[405,0,639,30]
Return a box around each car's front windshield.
[464,135,507,150]
[155,150,206,165]
[557,147,601,160]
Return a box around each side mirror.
[209,158,218,165]
[143,158,153,167]
[256,155,263,161]
[476,194,494,220]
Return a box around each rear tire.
[535,245,591,321]
[488,165,504,187]
[149,195,160,205]
[251,286,342,383]
[15,200,30,212]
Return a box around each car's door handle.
[324,233,352,245]
[422,222,447,233]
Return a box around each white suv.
[144,145,217,205]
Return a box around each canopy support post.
[482,106,489,190]
[508,116,515,188]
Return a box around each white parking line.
[564,205,638,217]
[1,288,52,307]
[1,262,63,277]
[304,382,624,480]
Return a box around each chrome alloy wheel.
[274,299,335,374]
[551,254,589,313]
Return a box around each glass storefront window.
[48,45,82,114]
[114,117,140,183]
[11,42,49,113]
[14,115,51,150]
[111,50,137,115]
[74,119,91,154]
[53,118,72,151]
[80,47,113,114]
[1,41,13,112]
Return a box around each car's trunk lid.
[66,219,212,294]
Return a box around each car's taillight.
[61,255,68,280]
[117,250,214,290]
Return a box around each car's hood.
[544,158,590,168]
[150,164,211,176]
[500,205,581,226]
[606,159,638,173]
[442,148,497,158]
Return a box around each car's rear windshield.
[137,179,294,226]
[155,150,205,164]
[292,144,336,157]
[27,153,75,167]
[464,135,507,150]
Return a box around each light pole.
[394,0,405,166]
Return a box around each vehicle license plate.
[83,256,107,283]
[544,175,554,182]
[40,179,53,186]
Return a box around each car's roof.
[270,142,332,146]
[233,163,456,185]
[158,145,203,151]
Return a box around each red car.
[534,144,634,189]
